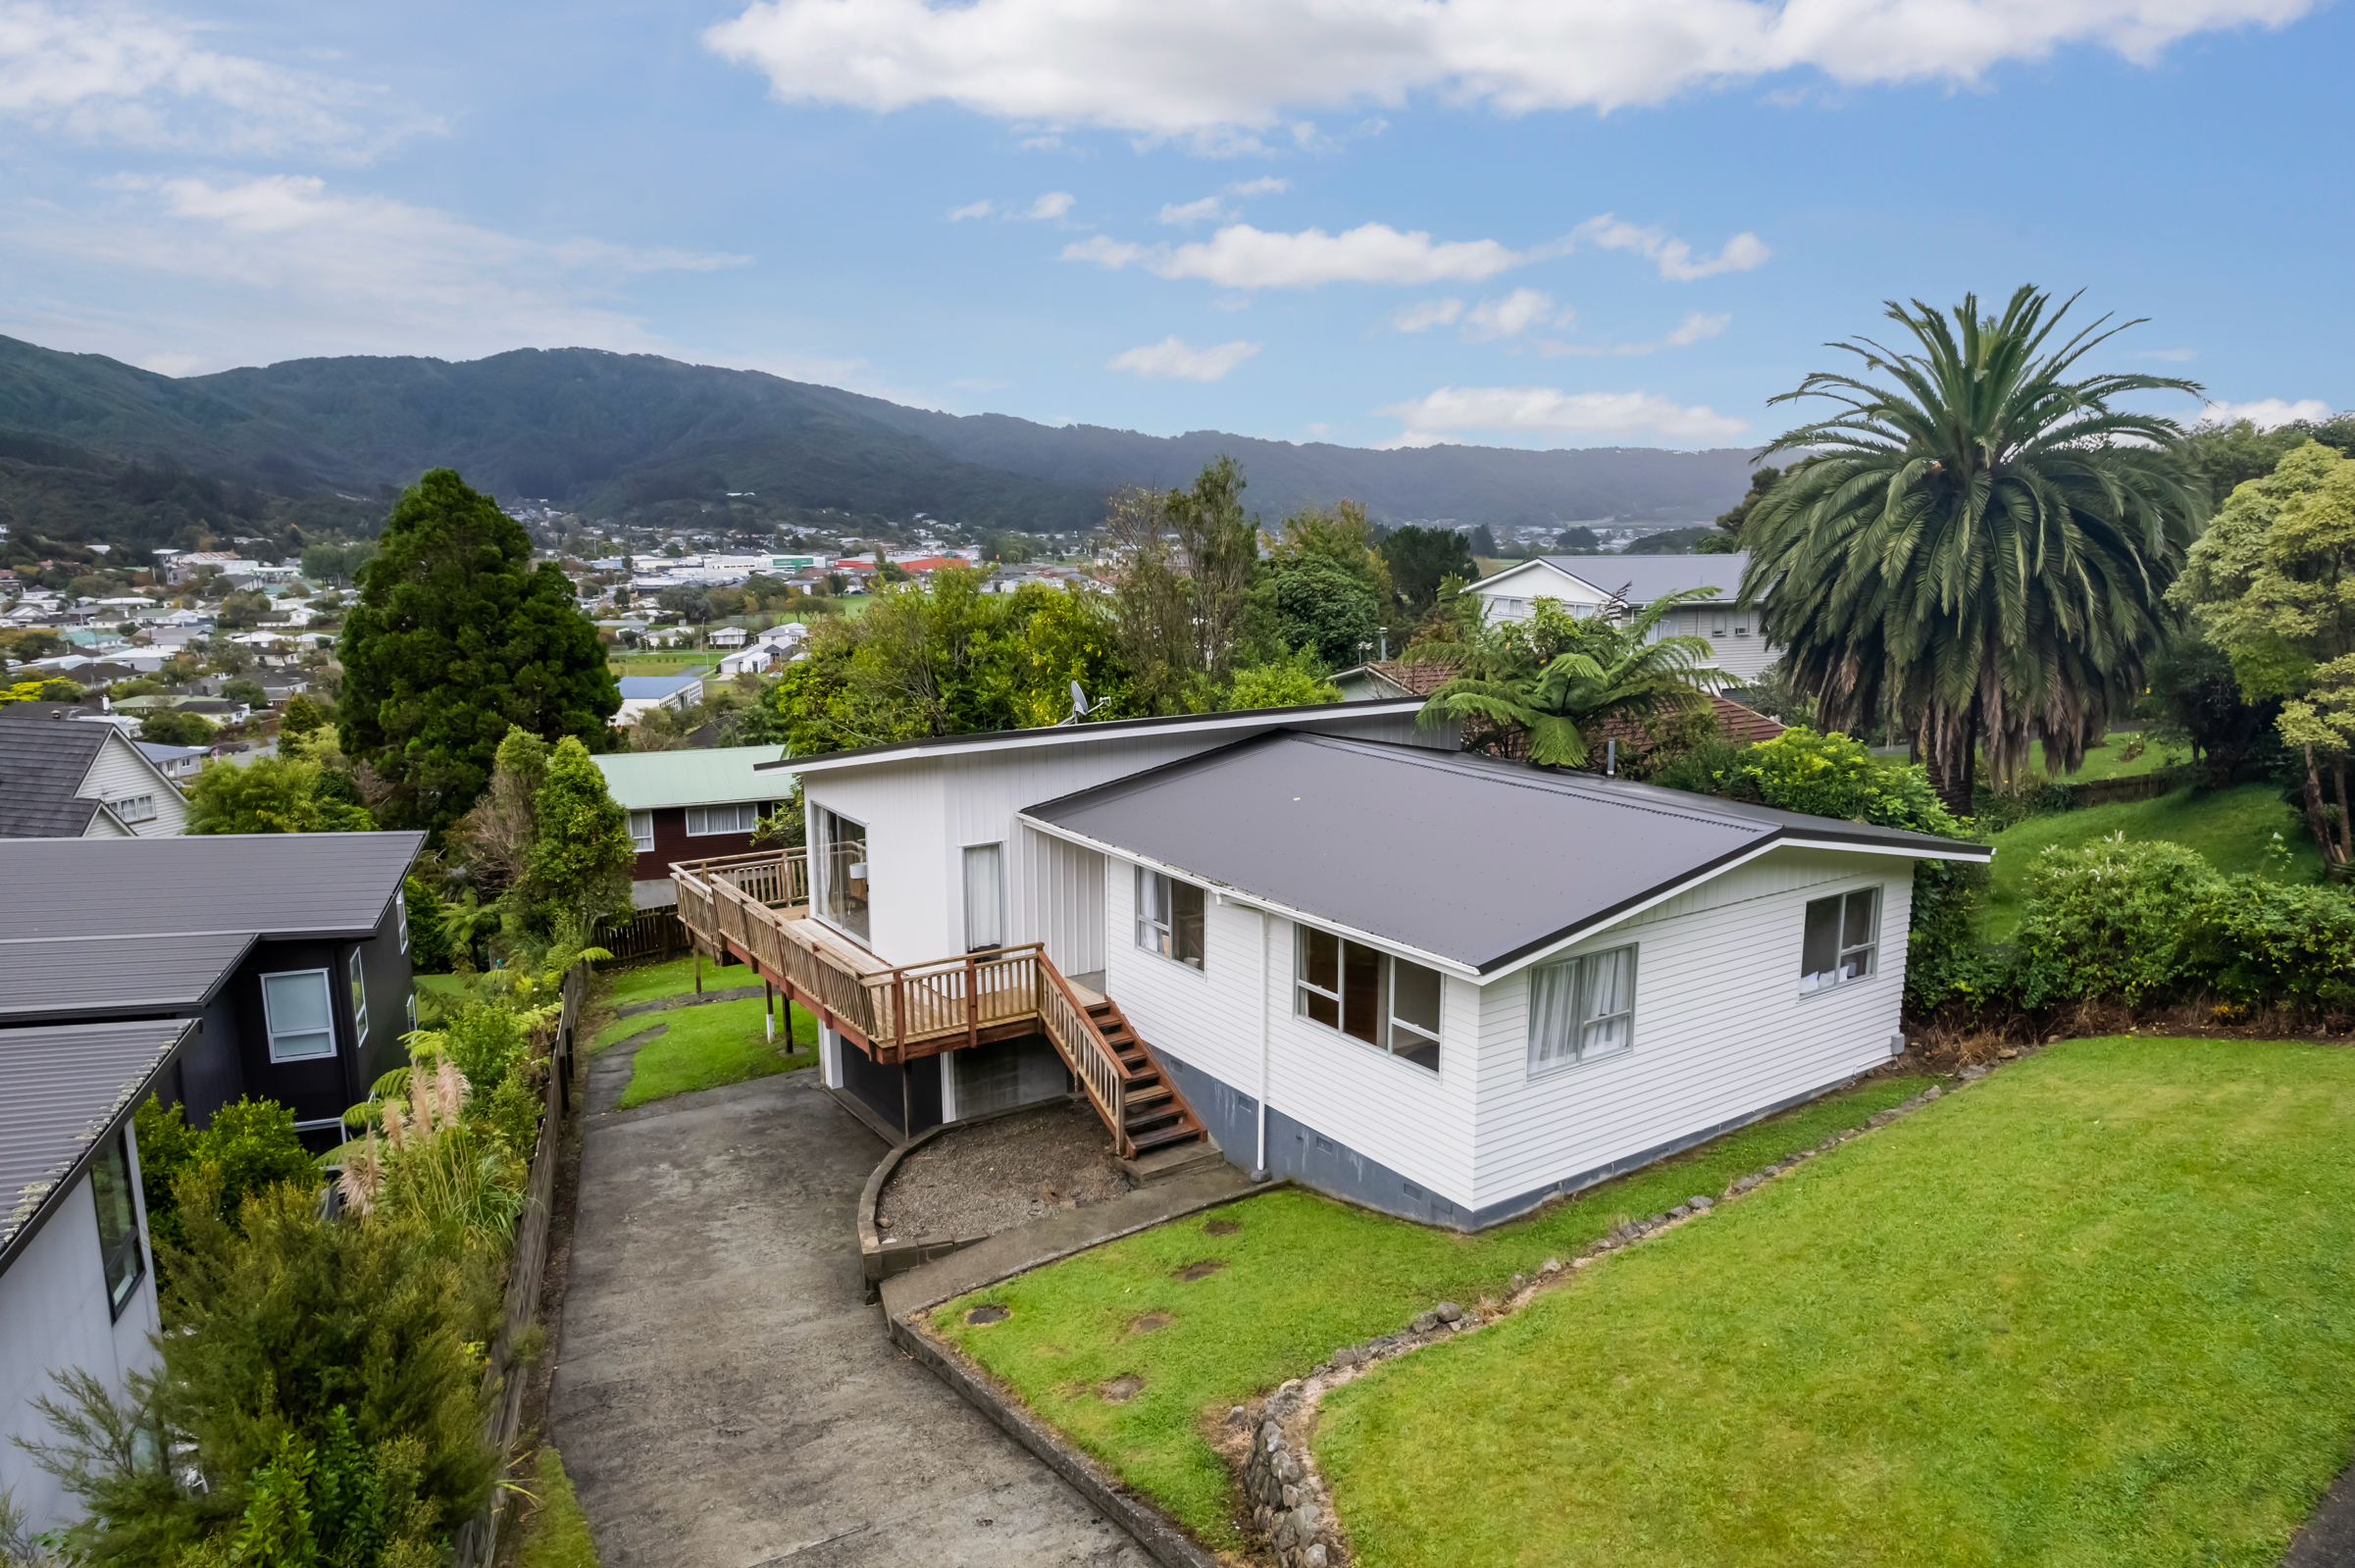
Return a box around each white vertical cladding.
[0,1171,161,1535]
[1101,869,1480,1209]
[1468,847,1916,1211]
[1023,830,1105,975]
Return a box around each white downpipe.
[1254,907,1272,1181]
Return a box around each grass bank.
[1319,1036,2355,1568]
[595,993,815,1107]
[934,1072,1929,1549]
[1980,783,2319,940]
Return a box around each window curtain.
[1527,958,1581,1072]
[1577,946,1633,1058]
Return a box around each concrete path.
[550,1069,1145,1567]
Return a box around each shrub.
[134,1096,319,1254]
[402,877,454,975]
[2188,875,2355,1011]
[2012,836,2220,1006]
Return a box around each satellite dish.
[1067,681,1094,724]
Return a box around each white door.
[963,842,1003,951]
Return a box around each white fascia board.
[1018,812,1485,981]
[1475,833,1989,984]
[1467,559,1608,600]
[772,698,1429,777]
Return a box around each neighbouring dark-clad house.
[590,745,791,908]
[0,835,424,1147]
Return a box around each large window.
[1527,944,1637,1075]
[91,1131,143,1318]
[349,951,370,1047]
[686,802,758,836]
[815,806,870,942]
[1134,868,1204,971]
[628,810,654,853]
[260,969,335,1062]
[1800,888,1879,994]
[1296,928,1442,1071]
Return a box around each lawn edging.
[888,1315,1222,1568]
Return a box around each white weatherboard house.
[1,1018,190,1535]
[1470,552,1775,683]
[674,703,1984,1228]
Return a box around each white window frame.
[1799,886,1880,997]
[396,890,410,953]
[1711,608,1729,636]
[1133,867,1205,973]
[1525,943,1638,1078]
[1293,925,1441,1073]
[349,950,369,1047]
[260,968,337,1063]
[628,809,655,853]
[111,793,157,824]
[812,804,871,945]
[686,802,758,836]
[962,841,1004,952]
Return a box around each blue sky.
[0,0,2345,451]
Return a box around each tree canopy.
[1742,286,2208,812]
[336,469,619,835]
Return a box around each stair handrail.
[1032,952,1136,1158]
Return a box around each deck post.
[965,956,978,1050]
[693,948,702,995]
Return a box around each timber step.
[1080,996,1211,1165]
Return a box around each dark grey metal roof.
[0,932,258,1021]
[1022,733,1987,975]
[0,832,425,941]
[1,1017,193,1269]
[0,720,107,839]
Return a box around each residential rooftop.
[590,745,791,810]
[0,833,426,941]
[1,1017,193,1267]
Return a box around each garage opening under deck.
[669,848,1211,1161]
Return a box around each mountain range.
[0,334,1766,552]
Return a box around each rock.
[1282,1484,1301,1509]
[1959,1065,1988,1082]
[1689,1195,1713,1209]
[1273,1450,1303,1485]
[1667,1205,1691,1220]
[1511,1273,1526,1288]
[1451,1316,1477,1332]
[1294,1501,1322,1533]
[1273,1516,1298,1550]
[1229,1405,1247,1425]
[1923,1085,1942,1099]
[1998,1047,2019,1059]
[1305,1546,1330,1568]
[1541,1257,1562,1274]
[1334,1344,1361,1368]
[1731,1174,1760,1192]
[1411,1311,1437,1333]
[1279,1379,1302,1394]
[1434,1301,1463,1323]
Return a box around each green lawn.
[934,1073,1930,1549]
[605,993,817,1107]
[597,954,720,1009]
[1981,783,2319,940]
[1318,1037,2355,1568]
[2011,732,2180,783]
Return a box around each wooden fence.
[2065,767,2193,809]
[449,959,583,1567]
[596,905,690,965]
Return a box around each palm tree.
[1741,287,2208,814]
[1418,588,1725,766]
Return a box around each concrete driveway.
[550,1067,1144,1566]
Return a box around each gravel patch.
[878,1099,1133,1239]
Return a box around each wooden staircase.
[1083,995,1211,1161]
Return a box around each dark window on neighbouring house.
[349,950,369,1047]
[628,810,654,853]
[1134,868,1204,970]
[686,803,758,835]
[1296,927,1443,1072]
[91,1131,143,1318]
[1800,888,1879,995]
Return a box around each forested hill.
[0,334,1764,549]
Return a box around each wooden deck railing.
[670,848,1140,1152]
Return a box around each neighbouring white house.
[0,1018,190,1536]
[0,719,191,837]
[612,671,705,727]
[1469,552,1775,683]
[708,625,749,648]
[672,700,1982,1228]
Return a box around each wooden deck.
[670,847,1208,1161]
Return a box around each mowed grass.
[610,994,816,1108]
[2007,733,2179,783]
[597,955,714,1009]
[1981,783,2320,940]
[934,1073,1929,1548]
[1317,1037,2355,1568]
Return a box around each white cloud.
[0,0,435,159]
[1376,384,1748,445]
[1388,297,1463,332]
[1664,310,1732,346]
[1230,176,1290,196]
[950,191,1074,222]
[2199,397,2332,430]
[1463,287,1566,340]
[1027,189,1076,220]
[947,199,996,221]
[703,0,2311,137]
[9,174,748,365]
[2135,347,2198,362]
[1572,216,1769,281]
[1107,335,1261,380]
[1065,222,1534,288]
[1157,195,1229,226]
